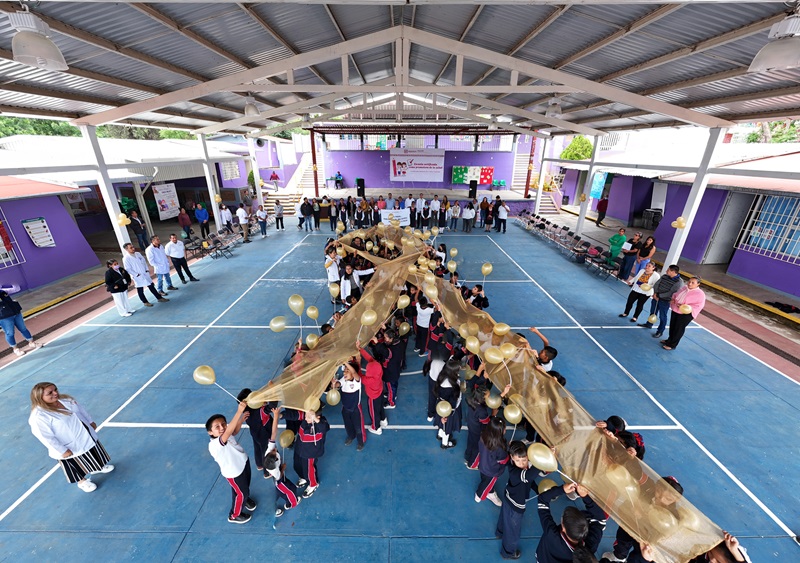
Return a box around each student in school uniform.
[378,329,404,409]
[340,263,375,301]
[536,482,607,563]
[324,246,342,301]
[414,295,434,356]
[434,358,462,449]
[335,360,367,451]
[467,284,489,310]
[236,388,277,478]
[464,384,491,470]
[475,417,509,507]
[292,408,329,499]
[496,441,535,560]
[206,401,257,524]
[263,412,302,517]
[358,339,388,435]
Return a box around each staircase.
[511,151,531,192]
[298,158,325,193]
[537,193,560,215]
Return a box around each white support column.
[534,136,549,215]
[133,182,154,239]
[247,137,265,208]
[662,127,726,271]
[197,133,222,230]
[79,125,130,251]
[574,135,600,237]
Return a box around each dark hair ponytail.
[561,506,589,544]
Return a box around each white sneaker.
[27,340,42,350]
[297,478,308,488]
[380,419,388,429]
[122,313,132,317]
[426,416,434,422]
[486,492,502,507]
[367,427,383,435]
[77,479,97,493]
[474,494,481,503]
[95,464,114,474]
[602,553,626,563]
[13,347,25,357]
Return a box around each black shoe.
[619,314,627,318]
[167,286,179,291]
[501,550,521,560]
[441,438,457,449]
[159,291,168,296]
[652,332,663,338]
[344,438,354,446]
[190,278,199,282]
[228,512,252,524]
[357,443,364,451]
[638,323,652,328]
[143,302,154,307]
[157,298,169,303]
[244,498,257,511]
[243,240,252,243]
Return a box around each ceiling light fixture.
[243,95,259,117]
[545,97,562,119]
[7,5,68,71]
[749,6,800,72]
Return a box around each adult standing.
[619,262,660,324]
[409,201,417,229]
[662,277,706,351]
[386,194,396,210]
[462,203,475,232]
[449,201,461,231]
[300,198,313,232]
[618,232,642,280]
[479,197,490,228]
[438,196,449,230]
[177,207,192,238]
[164,234,199,284]
[256,205,268,239]
[312,198,321,231]
[295,200,304,230]
[123,243,168,307]
[632,236,656,278]
[346,196,356,226]
[236,203,251,243]
[0,284,41,357]
[595,195,609,226]
[416,193,427,214]
[29,382,114,493]
[104,259,135,317]
[639,265,683,339]
[274,200,285,231]
[128,210,148,251]
[496,199,509,234]
[405,193,415,210]
[329,198,339,232]
[492,196,502,232]
[220,205,234,235]
[269,170,280,190]
[608,228,628,263]
[146,236,179,295]
[195,204,210,238]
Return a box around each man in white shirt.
[145,236,178,295]
[416,193,426,212]
[405,194,415,210]
[236,204,251,243]
[164,233,199,284]
[123,243,167,307]
[496,199,510,233]
[429,195,441,214]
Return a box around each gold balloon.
[648,506,679,533]
[484,347,504,364]
[306,306,319,320]
[269,316,287,332]
[465,336,481,354]
[424,272,436,285]
[123,218,131,225]
[306,333,319,349]
[391,220,400,227]
[436,400,453,418]
[414,229,423,239]
[493,323,511,336]
[361,309,378,326]
[485,394,503,410]
[500,342,517,359]
[303,395,321,413]
[640,284,651,292]
[677,506,702,530]
[467,322,479,336]
[407,264,418,274]
[676,216,685,225]
[246,398,264,409]
[449,248,458,258]
[388,213,395,220]
[447,260,457,273]
[278,429,295,448]
[214,194,222,203]
[329,283,340,299]
[326,388,341,406]
[458,323,470,339]
[117,219,126,226]
[192,365,216,385]
[504,403,523,425]
[671,221,679,228]
[538,478,559,494]
[288,294,305,316]
[397,295,410,309]
[118,213,127,220]
[398,322,411,336]
[579,193,587,203]
[404,226,412,234]
[356,230,366,239]
[527,443,558,472]
[418,256,428,267]
[423,284,438,300]
[365,241,374,251]
[336,247,345,257]
[336,222,345,232]
[386,241,396,250]
[481,262,493,276]
[647,314,658,324]
[463,368,476,380]
[377,222,386,231]
[679,304,693,315]
[431,226,439,236]
[606,464,637,490]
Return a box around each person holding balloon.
[290,407,330,499]
[638,265,683,339]
[496,440,536,560]
[236,388,278,478]
[263,414,303,518]
[357,338,388,435]
[335,360,367,451]
[475,416,509,507]
[464,384,492,470]
[661,276,706,351]
[434,358,462,449]
[619,262,660,324]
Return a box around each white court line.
[0,235,311,524]
[102,422,682,431]
[78,324,702,331]
[83,324,206,328]
[259,278,327,283]
[488,237,796,537]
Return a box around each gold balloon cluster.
[671,216,687,229]
[116,213,132,227]
[268,294,326,349]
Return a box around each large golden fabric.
[247,223,722,563]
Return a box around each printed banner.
[21,217,55,248]
[590,171,608,200]
[380,208,411,226]
[452,166,494,185]
[153,183,180,220]
[389,149,445,182]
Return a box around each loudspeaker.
[356,178,365,198]
[256,138,265,147]
[468,180,478,199]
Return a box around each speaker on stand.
[356,178,365,198]
[468,180,478,200]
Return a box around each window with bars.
[0,207,26,270]
[736,194,800,265]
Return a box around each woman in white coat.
[29,382,114,492]
[122,243,167,307]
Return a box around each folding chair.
[598,255,621,280]
[570,240,590,261]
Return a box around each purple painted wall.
[562,169,581,202]
[727,250,800,299]
[631,177,654,217]
[323,150,515,191]
[606,175,633,223]
[652,184,727,263]
[1,196,100,292]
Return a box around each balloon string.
[298,315,303,339]
[214,382,240,402]
[557,469,576,484]
[510,423,517,441]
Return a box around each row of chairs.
[185,214,275,260]
[516,211,622,281]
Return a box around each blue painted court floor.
[1,224,798,562]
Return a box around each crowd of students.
[204,224,750,563]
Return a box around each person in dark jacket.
[237,388,278,478]
[0,284,41,357]
[639,264,684,339]
[496,441,535,560]
[300,198,313,232]
[595,195,609,226]
[128,210,148,250]
[475,416,509,506]
[194,204,210,238]
[104,259,135,317]
[291,408,329,499]
[536,482,607,563]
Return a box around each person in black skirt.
[434,359,462,449]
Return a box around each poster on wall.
[153,183,180,220]
[380,208,410,226]
[21,217,55,248]
[389,148,445,182]
[590,171,608,199]
[452,166,494,184]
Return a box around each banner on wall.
[589,171,608,200]
[153,183,180,220]
[389,148,445,182]
[380,208,410,226]
[21,217,55,248]
[452,166,494,185]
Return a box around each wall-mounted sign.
[21,217,55,248]
[153,183,180,220]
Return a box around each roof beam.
[404,26,732,128]
[432,6,484,85]
[75,27,402,127]
[227,84,583,94]
[324,4,367,85]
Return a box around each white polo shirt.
[236,207,249,224]
[164,240,185,259]
[429,199,441,213]
[416,197,426,210]
[208,434,248,478]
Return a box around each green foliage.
[559,135,594,160]
[0,116,80,138]
[158,129,194,140]
[744,120,799,144]
[247,170,255,189]
[746,131,761,143]
[96,125,161,140]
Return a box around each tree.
[560,135,594,160]
[159,129,194,140]
[0,116,80,138]
[745,120,798,143]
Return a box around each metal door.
[702,191,755,264]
